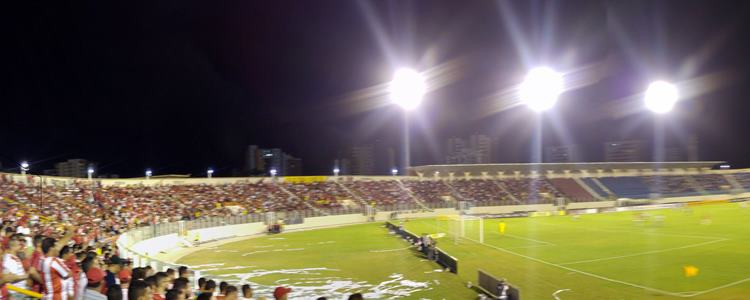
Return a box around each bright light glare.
[389,68,426,110]
[645,81,679,113]
[20,162,29,168]
[145,170,152,176]
[207,169,214,174]
[519,67,564,112]
[270,168,277,176]
[87,168,94,174]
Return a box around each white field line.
[531,219,728,240]
[503,233,555,245]
[552,289,571,300]
[463,237,690,298]
[682,276,750,297]
[559,238,729,266]
[505,244,552,250]
[369,246,412,253]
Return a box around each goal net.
[438,215,484,244]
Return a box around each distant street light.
[87,167,94,181]
[207,168,214,179]
[645,81,679,114]
[391,168,398,176]
[270,168,277,178]
[145,169,152,180]
[519,67,564,112]
[20,161,29,175]
[333,167,340,177]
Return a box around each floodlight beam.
[519,67,564,112]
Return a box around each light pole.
[519,67,564,164]
[333,167,340,177]
[644,80,679,198]
[207,168,214,179]
[145,169,152,180]
[20,161,29,176]
[391,168,398,176]
[389,68,426,173]
[87,167,94,181]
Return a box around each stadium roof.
[408,161,725,176]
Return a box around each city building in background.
[335,141,397,175]
[544,145,583,163]
[54,159,93,178]
[604,140,644,162]
[244,145,302,176]
[445,134,492,164]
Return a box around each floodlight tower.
[519,67,564,163]
[644,80,679,195]
[645,81,679,114]
[20,161,29,175]
[390,68,426,173]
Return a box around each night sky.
[2,1,750,177]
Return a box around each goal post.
[438,215,484,244]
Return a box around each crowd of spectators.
[401,180,453,203]
[502,179,561,204]
[0,222,368,300]
[342,180,412,206]
[448,179,513,205]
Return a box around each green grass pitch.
[178,202,750,299]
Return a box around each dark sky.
[2,0,750,176]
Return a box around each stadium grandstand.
[3,161,750,298]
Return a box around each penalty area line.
[463,237,689,298]
[681,276,750,297]
[502,233,556,246]
[559,238,729,266]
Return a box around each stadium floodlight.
[389,68,426,111]
[644,81,679,114]
[145,169,152,179]
[20,161,29,175]
[333,167,340,177]
[519,67,564,112]
[270,168,277,177]
[391,168,398,176]
[207,168,214,178]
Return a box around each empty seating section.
[449,179,514,205]
[733,173,750,189]
[402,179,454,203]
[548,178,596,202]
[503,178,561,204]
[598,177,651,198]
[580,178,609,198]
[642,176,699,196]
[692,174,731,193]
[343,180,413,206]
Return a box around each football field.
[178,202,750,299]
